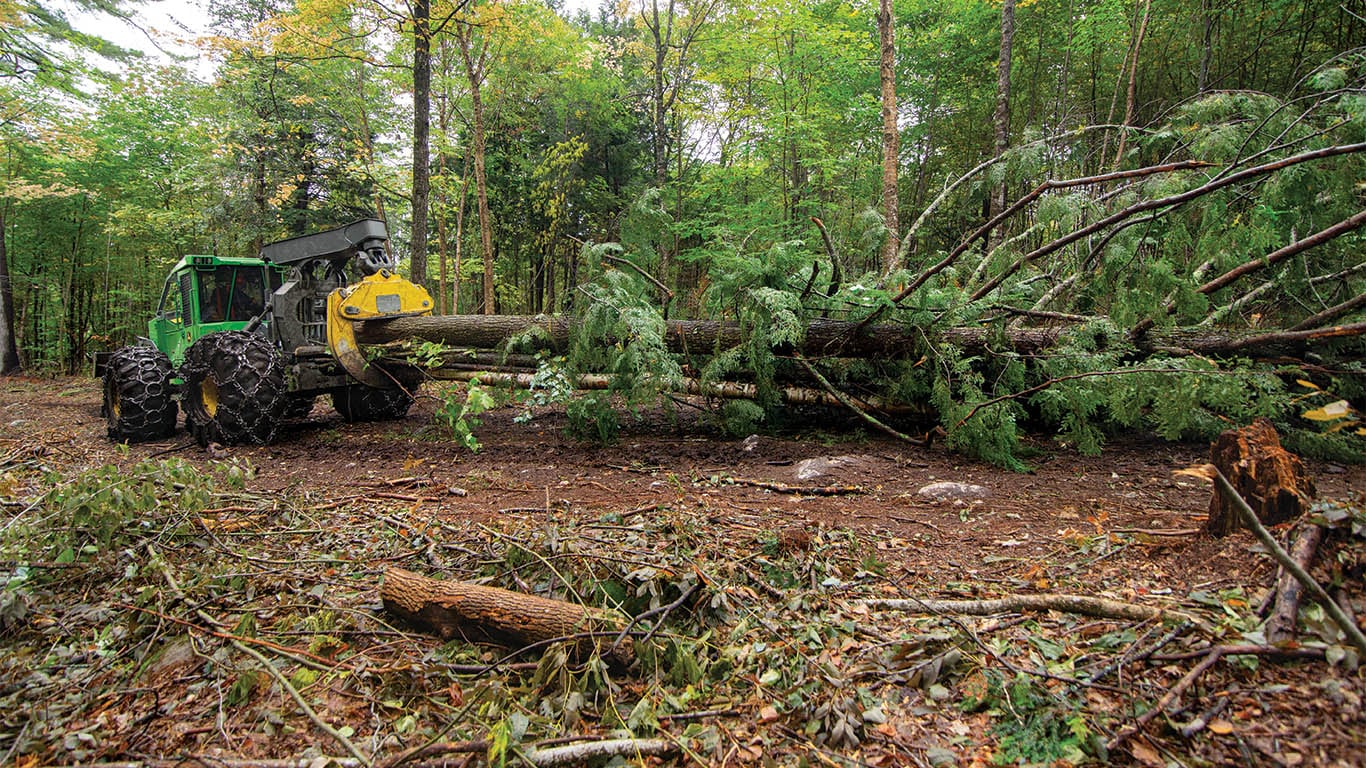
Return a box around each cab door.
[148,271,193,366]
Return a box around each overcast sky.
[69,0,605,79]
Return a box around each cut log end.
[1206,418,1315,537]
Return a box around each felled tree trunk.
[381,567,629,660]
[357,314,1364,362]
[1206,418,1316,537]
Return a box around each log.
[380,567,629,660]
[1205,418,1315,537]
[358,313,1364,362]
[417,368,925,416]
[1265,522,1325,644]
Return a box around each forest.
[1,0,1365,766]
[1,0,1363,466]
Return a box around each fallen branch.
[523,737,676,766]
[1266,522,1325,644]
[1107,646,1225,752]
[724,477,866,496]
[146,545,370,766]
[857,593,1174,622]
[1213,469,1366,656]
[794,353,932,446]
[969,142,1366,301]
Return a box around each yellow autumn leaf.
[1295,379,1320,390]
[1303,400,1352,422]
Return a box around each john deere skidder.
[99,219,433,445]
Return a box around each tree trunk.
[1112,0,1152,168]
[990,0,1015,243]
[878,0,901,276]
[456,23,495,315]
[409,0,432,288]
[357,313,1365,362]
[0,208,20,373]
[381,567,628,660]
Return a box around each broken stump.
[381,567,631,661]
[1206,418,1315,537]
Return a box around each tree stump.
[1206,418,1315,537]
[381,567,630,661]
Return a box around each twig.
[1179,694,1232,738]
[1213,469,1366,656]
[612,581,701,651]
[1107,646,1225,751]
[723,476,865,496]
[145,545,371,766]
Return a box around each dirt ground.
[1,376,1363,767]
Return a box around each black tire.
[281,394,318,420]
[331,384,414,422]
[103,345,178,443]
[180,331,287,445]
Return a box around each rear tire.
[103,345,177,443]
[281,394,318,420]
[331,384,414,422]
[180,331,287,445]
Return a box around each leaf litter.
[0,377,1363,767]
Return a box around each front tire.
[180,331,287,445]
[103,345,178,443]
[331,384,414,422]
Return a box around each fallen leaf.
[1129,739,1165,767]
[1207,719,1234,735]
[758,705,780,723]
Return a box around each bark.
[357,314,1366,362]
[1206,418,1315,537]
[423,368,924,416]
[1265,523,1324,644]
[878,0,901,275]
[410,0,432,287]
[0,208,20,373]
[857,594,1171,622]
[381,567,629,659]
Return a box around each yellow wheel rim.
[201,377,220,418]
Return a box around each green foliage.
[1,458,248,589]
[963,672,1096,765]
[433,382,500,452]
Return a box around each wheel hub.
[201,377,220,418]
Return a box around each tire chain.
[181,331,287,445]
[104,346,177,442]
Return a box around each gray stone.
[916,481,990,501]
